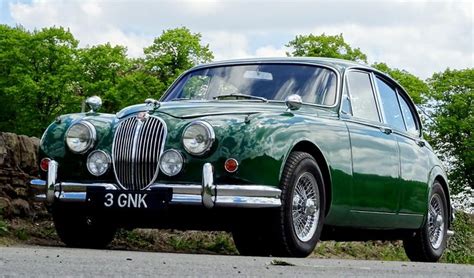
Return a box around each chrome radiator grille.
[112,115,166,190]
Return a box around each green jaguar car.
[31,57,454,261]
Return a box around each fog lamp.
[87,150,110,176]
[160,149,184,176]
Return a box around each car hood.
[117,100,298,119]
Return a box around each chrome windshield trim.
[160,62,341,109]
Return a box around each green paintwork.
[38,57,451,231]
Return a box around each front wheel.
[53,204,117,249]
[403,181,448,262]
[270,151,326,257]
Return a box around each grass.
[0,211,472,264]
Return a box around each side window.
[341,81,352,115]
[398,94,419,136]
[375,77,405,131]
[346,71,380,122]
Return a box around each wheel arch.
[434,175,453,225]
[428,166,453,226]
[285,140,332,216]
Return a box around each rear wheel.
[53,204,117,249]
[403,181,448,262]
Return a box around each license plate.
[87,188,172,210]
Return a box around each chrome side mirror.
[85,96,102,113]
[285,94,302,111]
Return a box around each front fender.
[39,112,118,181]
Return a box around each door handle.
[380,127,392,134]
[417,140,425,147]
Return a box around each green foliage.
[0,25,213,137]
[14,228,29,241]
[144,27,214,88]
[443,212,474,264]
[286,33,367,63]
[76,43,130,111]
[0,25,81,136]
[426,68,474,193]
[372,62,428,104]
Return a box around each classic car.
[31,57,454,262]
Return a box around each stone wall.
[0,132,41,218]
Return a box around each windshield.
[162,64,338,106]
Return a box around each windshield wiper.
[214,93,267,102]
[170,97,191,101]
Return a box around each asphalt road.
[0,246,473,277]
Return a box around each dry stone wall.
[0,132,42,218]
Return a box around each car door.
[342,70,401,227]
[391,87,429,228]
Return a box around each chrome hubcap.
[292,172,320,242]
[428,194,445,249]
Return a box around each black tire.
[270,151,326,257]
[403,181,448,262]
[52,204,117,249]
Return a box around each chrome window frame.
[341,66,423,139]
[342,68,383,125]
[372,74,407,133]
[395,88,422,138]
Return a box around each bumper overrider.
[30,160,282,209]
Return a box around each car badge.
[137,112,149,122]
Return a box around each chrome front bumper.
[30,160,281,208]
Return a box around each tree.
[76,43,131,112]
[111,59,166,110]
[144,27,214,91]
[0,25,81,137]
[372,62,428,104]
[0,25,30,134]
[286,33,367,63]
[426,68,473,193]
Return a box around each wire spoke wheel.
[291,172,320,242]
[428,193,445,249]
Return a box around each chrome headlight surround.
[86,150,111,176]
[65,121,96,154]
[159,149,184,176]
[182,121,215,156]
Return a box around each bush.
[443,211,474,264]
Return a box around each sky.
[0,0,472,79]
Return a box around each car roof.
[192,57,371,73]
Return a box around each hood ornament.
[145,98,160,110]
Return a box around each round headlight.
[159,149,184,176]
[87,150,110,176]
[182,121,215,156]
[65,121,96,153]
